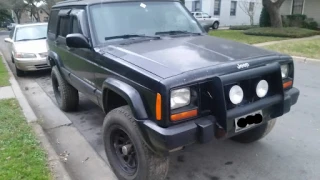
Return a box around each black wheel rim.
[52,74,62,104]
[110,128,137,175]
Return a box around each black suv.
[47,0,300,179]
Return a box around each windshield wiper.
[155,31,201,36]
[33,37,47,40]
[105,34,160,41]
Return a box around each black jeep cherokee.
[47,0,300,179]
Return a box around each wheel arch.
[48,51,62,68]
[102,78,148,120]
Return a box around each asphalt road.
[1,33,320,180]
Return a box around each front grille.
[35,64,50,69]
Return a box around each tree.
[239,0,260,26]
[262,0,286,28]
[0,0,27,24]
[0,9,13,23]
[41,0,63,15]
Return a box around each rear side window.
[58,16,71,37]
[48,10,59,34]
[71,17,80,34]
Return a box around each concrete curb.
[292,56,320,62]
[0,53,72,180]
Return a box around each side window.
[71,17,80,34]
[48,10,59,34]
[58,16,71,37]
[9,28,15,39]
[202,13,210,18]
[195,13,202,18]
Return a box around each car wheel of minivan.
[231,119,276,143]
[51,66,79,111]
[212,21,219,29]
[15,65,24,77]
[103,106,169,180]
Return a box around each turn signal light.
[156,93,162,120]
[171,109,198,121]
[283,81,293,89]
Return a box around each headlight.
[15,52,37,58]
[229,85,243,105]
[281,64,289,79]
[256,80,269,98]
[171,88,190,109]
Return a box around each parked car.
[191,11,220,29]
[4,23,50,76]
[7,23,17,31]
[47,1,299,180]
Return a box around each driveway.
[1,33,319,180]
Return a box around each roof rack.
[56,0,83,4]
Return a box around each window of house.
[214,0,221,15]
[194,1,201,11]
[48,10,59,34]
[230,1,237,16]
[292,0,304,14]
[58,16,70,37]
[249,2,255,12]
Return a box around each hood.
[100,35,279,78]
[13,39,48,53]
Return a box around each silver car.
[4,23,50,76]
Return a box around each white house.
[185,0,263,27]
[280,0,320,27]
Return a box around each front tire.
[51,66,79,111]
[231,119,276,143]
[15,65,24,77]
[212,21,219,29]
[103,106,169,180]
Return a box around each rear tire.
[103,106,169,180]
[212,21,219,29]
[231,119,276,143]
[15,65,24,77]
[51,66,79,111]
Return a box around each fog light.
[256,80,269,98]
[229,85,243,105]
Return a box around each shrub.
[303,20,319,30]
[259,6,271,27]
[230,25,259,30]
[244,27,320,38]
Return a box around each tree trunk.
[14,11,20,24]
[263,0,286,28]
[266,5,282,27]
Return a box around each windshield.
[15,25,48,42]
[90,1,203,44]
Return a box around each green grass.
[264,39,320,59]
[209,30,288,44]
[0,56,10,87]
[244,27,320,38]
[0,99,51,180]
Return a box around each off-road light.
[229,85,243,105]
[171,88,191,110]
[281,64,289,79]
[256,80,269,98]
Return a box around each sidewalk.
[253,35,320,47]
[0,54,71,180]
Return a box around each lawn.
[0,99,51,180]
[209,30,288,44]
[264,39,320,59]
[0,56,10,87]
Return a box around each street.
[1,33,319,180]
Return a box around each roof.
[15,23,48,28]
[53,0,177,8]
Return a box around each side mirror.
[4,38,13,43]
[66,33,91,49]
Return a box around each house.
[185,0,263,26]
[280,0,320,27]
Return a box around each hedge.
[229,25,259,30]
[244,27,320,38]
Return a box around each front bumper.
[140,87,299,152]
[15,57,50,71]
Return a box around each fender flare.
[48,51,62,68]
[102,78,148,120]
